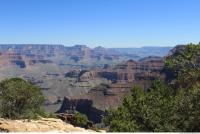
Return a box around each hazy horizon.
[0,0,199,48]
[0,43,175,49]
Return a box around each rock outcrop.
[57,97,104,123]
[0,117,95,132]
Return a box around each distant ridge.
[0,44,173,49]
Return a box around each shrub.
[103,80,200,132]
[0,78,46,119]
[71,112,89,128]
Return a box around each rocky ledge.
[0,117,95,132]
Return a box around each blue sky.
[0,0,199,48]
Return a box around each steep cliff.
[79,57,165,84]
[59,57,165,123]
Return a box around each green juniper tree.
[104,43,200,132]
[0,78,46,119]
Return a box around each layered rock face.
[0,44,129,66]
[60,57,165,123]
[0,52,26,68]
[0,44,65,57]
[0,44,171,68]
[79,57,165,84]
[0,50,54,68]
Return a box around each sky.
[0,0,200,48]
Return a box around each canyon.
[0,44,172,123]
[60,56,166,123]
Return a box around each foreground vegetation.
[104,43,200,132]
[0,78,46,119]
[70,112,90,128]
